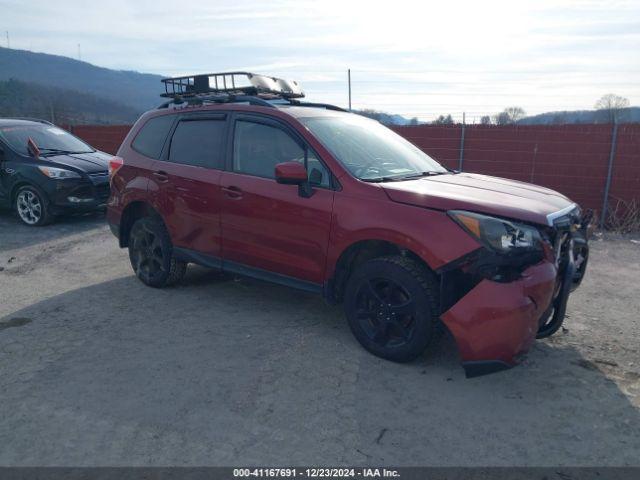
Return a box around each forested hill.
[0,79,141,125]
[519,107,640,125]
[0,47,163,113]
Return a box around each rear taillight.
[108,156,124,179]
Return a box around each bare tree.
[480,115,492,125]
[504,107,526,122]
[433,114,454,125]
[493,106,526,125]
[595,94,630,123]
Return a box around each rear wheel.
[128,217,187,288]
[344,255,439,362]
[14,185,54,226]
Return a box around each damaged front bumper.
[439,208,591,378]
[441,260,557,378]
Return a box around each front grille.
[95,183,110,202]
[87,172,110,203]
[549,206,592,270]
[88,172,109,183]
[551,205,582,230]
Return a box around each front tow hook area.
[536,239,576,339]
[571,236,589,292]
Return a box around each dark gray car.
[0,118,111,226]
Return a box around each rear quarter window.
[131,115,175,159]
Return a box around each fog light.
[67,196,94,203]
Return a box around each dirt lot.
[0,211,639,466]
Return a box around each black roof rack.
[161,72,305,99]
[287,99,346,112]
[158,71,347,112]
[158,94,277,109]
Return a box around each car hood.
[43,151,111,174]
[381,172,575,226]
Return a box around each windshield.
[0,124,94,156]
[299,114,447,181]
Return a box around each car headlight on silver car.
[448,210,542,254]
[37,166,82,179]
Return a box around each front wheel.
[344,255,439,363]
[128,217,187,288]
[14,185,54,226]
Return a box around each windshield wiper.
[361,175,408,183]
[39,148,93,156]
[400,171,449,179]
[362,171,449,183]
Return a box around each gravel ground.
[0,211,639,466]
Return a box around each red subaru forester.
[107,72,590,377]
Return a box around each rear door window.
[131,115,175,159]
[168,119,226,169]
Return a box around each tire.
[128,216,187,288]
[14,185,54,226]
[344,255,439,363]
[536,307,561,339]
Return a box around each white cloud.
[2,0,639,120]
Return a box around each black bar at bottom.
[0,467,638,480]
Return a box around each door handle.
[222,185,243,199]
[153,170,169,183]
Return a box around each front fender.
[326,193,481,278]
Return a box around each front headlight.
[37,166,81,179]
[448,210,542,254]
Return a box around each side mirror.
[275,161,313,198]
[275,162,307,184]
[27,137,41,158]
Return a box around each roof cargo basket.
[161,72,305,99]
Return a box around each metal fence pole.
[347,69,352,112]
[600,122,619,229]
[458,112,466,171]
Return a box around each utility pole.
[5,31,9,48]
[348,69,352,112]
[458,112,466,172]
[77,43,81,61]
[600,121,619,228]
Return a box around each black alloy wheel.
[344,255,439,362]
[128,217,186,288]
[355,277,418,348]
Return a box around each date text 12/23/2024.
[233,468,400,478]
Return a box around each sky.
[2,0,639,122]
